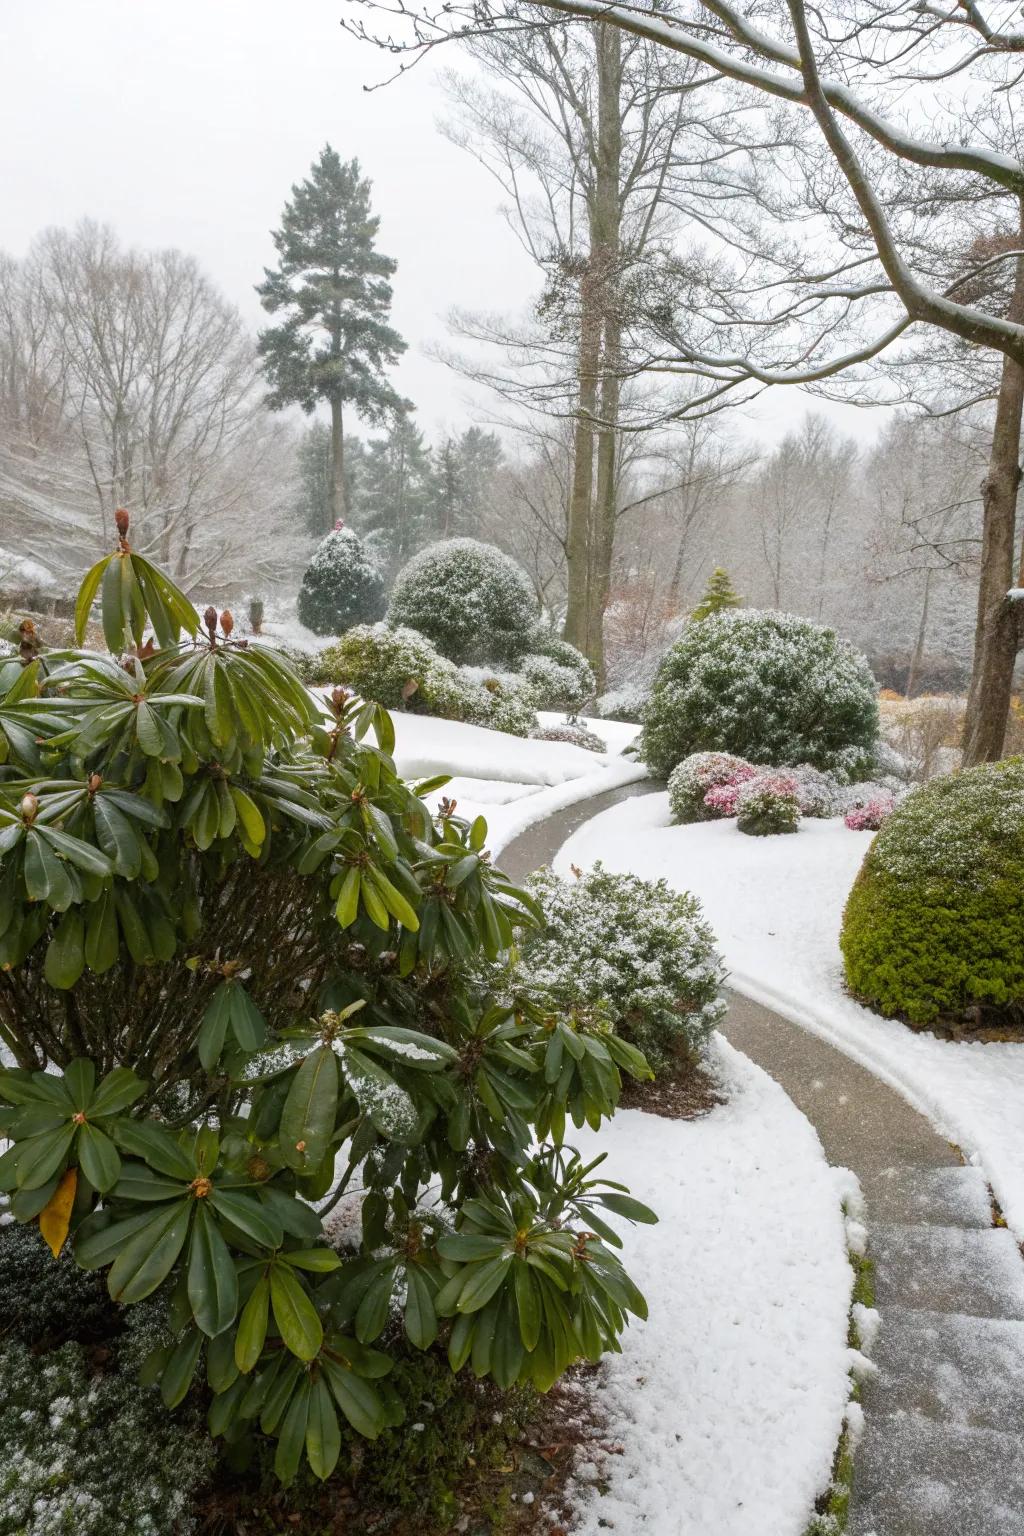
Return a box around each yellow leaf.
[39,1168,78,1258]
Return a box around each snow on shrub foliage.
[296,525,386,636]
[521,635,596,711]
[387,538,538,665]
[668,752,757,824]
[841,759,1024,1027]
[529,722,607,753]
[317,624,476,719]
[0,1228,210,1535]
[735,773,802,837]
[515,864,726,1070]
[640,610,879,779]
[316,629,539,736]
[844,793,895,831]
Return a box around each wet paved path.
[500,787,1024,1536]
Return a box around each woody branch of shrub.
[0,510,655,1484]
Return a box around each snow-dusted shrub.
[640,610,879,779]
[844,794,895,832]
[594,683,648,724]
[387,538,538,665]
[667,751,757,824]
[316,624,476,720]
[841,759,1024,1027]
[529,722,607,753]
[515,864,726,1071]
[297,525,386,636]
[735,773,801,837]
[522,634,596,711]
[463,668,538,737]
[274,642,318,684]
[0,1299,210,1536]
[788,764,844,819]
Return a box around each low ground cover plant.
[0,512,655,1498]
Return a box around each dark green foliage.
[313,625,476,718]
[387,540,539,666]
[691,567,742,621]
[297,527,386,637]
[296,423,365,540]
[257,147,406,424]
[841,760,1024,1028]
[640,609,879,779]
[359,416,440,579]
[515,866,726,1072]
[0,1222,116,1347]
[0,514,653,1488]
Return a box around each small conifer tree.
[691,568,742,621]
[297,523,386,636]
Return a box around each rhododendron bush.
[0,514,655,1487]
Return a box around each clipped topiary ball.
[840,759,1024,1030]
[387,539,538,665]
[640,610,879,779]
[315,624,476,720]
[297,525,386,636]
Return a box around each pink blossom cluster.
[844,794,895,831]
[705,769,798,818]
[701,761,757,818]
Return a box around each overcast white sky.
[0,0,885,450]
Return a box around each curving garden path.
[499,785,1024,1536]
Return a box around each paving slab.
[849,1416,1024,1536]
[869,1224,1024,1320]
[864,1307,1024,1429]
[858,1165,993,1228]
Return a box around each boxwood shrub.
[387,539,538,665]
[640,610,879,779]
[840,759,1024,1029]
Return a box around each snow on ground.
[565,1034,854,1536]
[376,711,647,855]
[555,794,1024,1243]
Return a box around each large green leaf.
[279,1045,338,1173]
[188,1201,240,1337]
[269,1262,323,1362]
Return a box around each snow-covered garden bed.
[565,1035,855,1536]
[380,710,645,853]
[554,795,1024,1242]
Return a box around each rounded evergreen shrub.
[514,864,726,1071]
[640,610,879,779]
[296,525,386,636]
[316,624,476,720]
[387,539,538,665]
[841,759,1024,1029]
[522,635,596,711]
[463,670,538,737]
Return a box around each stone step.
[862,1306,1024,1430]
[860,1166,993,1229]
[870,1223,1024,1320]
[849,1414,1024,1535]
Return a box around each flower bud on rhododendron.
[220,610,234,637]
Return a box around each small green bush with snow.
[515,865,726,1071]
[316,624,478,720]
[462,668,538,737]
[841,759,1024,1029]
[387,539,538,665]
[297,525,386,636]
[735,773,802,837]
[640,610,879,779]
[521,635,596,712]
[530,722,607,753]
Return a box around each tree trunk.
[962,221,1024,761]
[329,394,346,530]
[563,22,622,682]
[905,566,932,700]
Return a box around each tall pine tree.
[257,146,408,526]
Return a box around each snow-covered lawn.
[555,794,1024,1243]
[566,1035,855,1536]
[380,711,645,854]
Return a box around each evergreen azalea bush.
[640,610,879,780]
[667,752,757,824]
[296,526,386,637]
[512,865,726,1073]
[840,760,1024,1028]
[460,668,538,738]
[314,624,476,720]
[387,540,538,666]
[0,512,654,1489]
[735,774,802,837]
[843,793,895,831]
